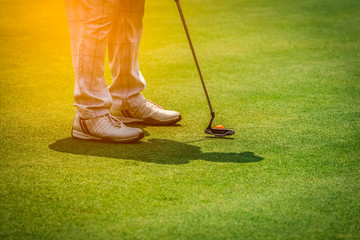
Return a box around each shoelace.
[106,114,123,128]
[131,100,164,117]
[146,102,156,109]
[146,99,164,110]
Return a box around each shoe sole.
[71,129,144,143]
[117,115,182,125]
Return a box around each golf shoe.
[71,113,144,143]
[111,99,181,125]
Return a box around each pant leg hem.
[111,93,145,110]
[76,108,110,119]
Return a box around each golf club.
[175,0,235,137]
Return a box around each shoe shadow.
[49,138,264,165]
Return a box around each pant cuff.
[111,93,146,110]
[76,108,110,119]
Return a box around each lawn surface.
[0,0,359,239]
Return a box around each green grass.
[0,0,359,239]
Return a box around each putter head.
[205,128,235,137]
[204,112,235,137]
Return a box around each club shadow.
[49,138,264,165]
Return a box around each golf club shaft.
[175,0,214,116]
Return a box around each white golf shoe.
[71,113,144,143]
[111,99,181,125]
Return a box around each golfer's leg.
[65,0,118,118]
[108,0,146,110]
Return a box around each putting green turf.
[0,0,359,239]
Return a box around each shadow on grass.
[49,138,263,165]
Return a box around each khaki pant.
[65,0,146,119]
